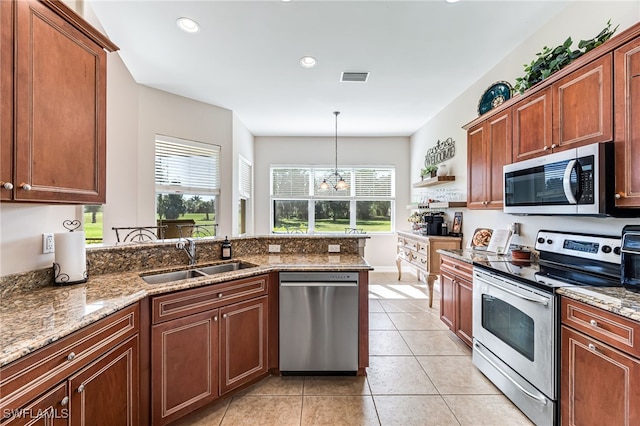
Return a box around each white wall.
[410,2,640,250]
[254,136,411,269]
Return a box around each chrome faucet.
[176,238,197,265]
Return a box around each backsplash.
[0,235,365,296]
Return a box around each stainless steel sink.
[141,269,207,284]
[141,262,257,284]
[197,262,256,275]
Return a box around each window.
[238,156,252,235]
[271,166,395,234]
[155,135,220,236]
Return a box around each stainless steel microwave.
[503,142,616,216]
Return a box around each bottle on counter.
[441,222,448,236]
[221,236,232,259]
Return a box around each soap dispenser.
[221,236,232,260]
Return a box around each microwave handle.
[563,159,578,204]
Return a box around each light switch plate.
[328,244,340,253]
[268,244,281,253]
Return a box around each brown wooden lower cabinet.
[561,326,640,425]
[439,255,473,347]
[220,296,268,396]
[151,310,219,425]
[2,383,69,426]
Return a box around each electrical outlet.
[42,233,55,254]
[328,244,340,253]
[268,244,281,253]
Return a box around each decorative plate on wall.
[477,81,513,115]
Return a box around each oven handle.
[474,342,548,405]
[476,276,549,306]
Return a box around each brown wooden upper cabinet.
[467,109,512,210]
[513,54,613,162]
[614,37,640,208]
[0,0,117,203]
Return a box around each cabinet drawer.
[561,297,640,358]
[0,303,139,414]
[152,274,268,324]
[440,256,473,281]
[414,253,428,271]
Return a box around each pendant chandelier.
[319,111,348,191]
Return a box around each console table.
[396,231,462,307]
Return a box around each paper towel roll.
[54,231,88,285]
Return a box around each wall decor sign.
[424,137,455,167]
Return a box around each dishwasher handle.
[280,281,358,287]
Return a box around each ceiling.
[88,0,569,137]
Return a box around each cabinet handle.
[551,144,557,149]
[420,258,427,264]
[0,181,13,190]
[453,264,459,269]
[543,146,549,151]
[588,343,597,352]
[589,319,598,327]
[60,396,69,406]
[67,352,76,361]
[218,293,223,298]
[615,193,622,199]
[19,183,32,191]
[222,313,228,319]
[214,316,218,321]
[77,384,85,393]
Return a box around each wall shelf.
[406,201,467,210]
[412,176,455,188]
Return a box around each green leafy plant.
[421,165,438,177]
[514,20,619,94]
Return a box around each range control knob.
[546,239,553,245]
[602,245,612,254]
[614,247,621,255]
[537,237,545,244]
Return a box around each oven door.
[472,268,556,398]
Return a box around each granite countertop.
[0,254,372,367]
[436,248,519,264]
[556,286,640,322]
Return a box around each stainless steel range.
[472,230,622,425]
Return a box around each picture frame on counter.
[451,212,463,236]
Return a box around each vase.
[436,164,448,177]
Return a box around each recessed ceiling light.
[445,0,460,3]
[176,17,200,33]
[299,56,317,68]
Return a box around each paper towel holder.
[53,219,89,286]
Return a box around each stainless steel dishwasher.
[279,271,359,373]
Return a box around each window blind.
[155,135,221,195]
[355,168,394,197]
[271,168,310,197]
[239,156,252,199]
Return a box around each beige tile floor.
[174,271,534,426]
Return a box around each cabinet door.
[0,0,12,200]
[485,109,511,209]
[454,276,473,348]
[439,269,455,330]
[561,326,640,426]
[513,87,553,162]
[3,383,70,426]
[14,0,106,203]
[553,54,613,151]
[614,38,640,208]
[151,310,218,425]
[467,123,487,209]
[68,335,138,426]
[219,296,268,395]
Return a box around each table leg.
[396,256,402,280]
[426,274,436,308]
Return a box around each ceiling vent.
[340,72,369,83]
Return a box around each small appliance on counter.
[622,225,640,291]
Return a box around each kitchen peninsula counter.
[0,251,372,367]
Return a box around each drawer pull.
[218,293,223,298]
[60,396,69,406]
[77,384,85,393]
[67,352,76,361]
[588,343,597,352]
[420,258,427,264]
[222,314,228,319]
[214,316,218,321]
[590,319,598,327]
